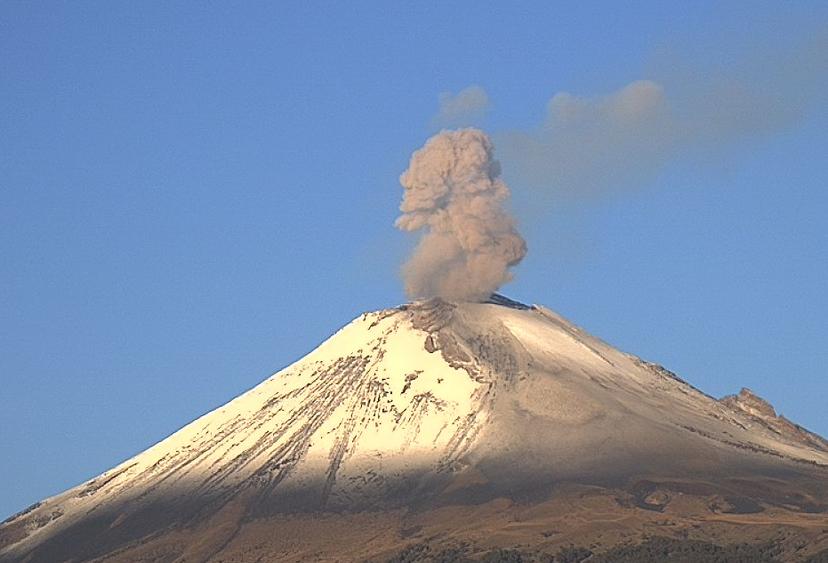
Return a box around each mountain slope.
[2,297,826,562]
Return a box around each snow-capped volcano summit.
[2,297,827,562]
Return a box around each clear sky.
[1,2,826,520]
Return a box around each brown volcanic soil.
[17,477,825,562]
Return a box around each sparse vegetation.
[385,538,791,563]
[806,546,828,563]
[554,545,593,563]
[386,543,471,563]
[590,536,784,562]
[480,548,526,562]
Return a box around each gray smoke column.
[396,128,527,302]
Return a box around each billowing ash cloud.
[396,28,826,300]
[496,77,799,201]
[497,80,673,200]
[495,28,828,202]
[396,129,527,302]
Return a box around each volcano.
[2,297,827,562]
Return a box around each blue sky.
[1,2,826,519]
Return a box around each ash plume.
[396,129,527,302]
[495,27,828,203]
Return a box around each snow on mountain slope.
[2,297,826,562]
